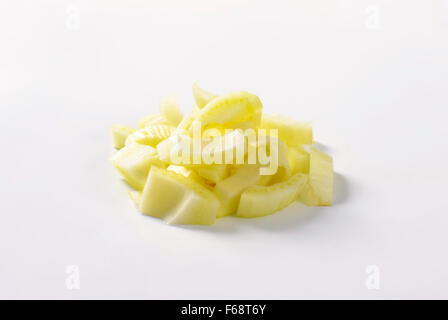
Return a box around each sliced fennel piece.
[138,114,170,128]
[298,148,333,206]
[139,166,219,225]
[236,172,307,218]
[167,165,204,184]
[167,165,194,178]
[201,129,247,165]
[260,113,313,146]
[110,124,135,149]
[202,124,226,139]
[213,164,265,217]
[160,96,184,126]
[289,146,310,174]
[175,112,196,134]
[196,91,263,129]
[195,165,229,183]
[125,124,175,147]
[248,135,291,180]
[192,82,218,109]
[110,143,165,190]
[156,134,195,165]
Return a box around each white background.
[1,0,447,299]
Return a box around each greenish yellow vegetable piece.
[192,82,218,109]
[110,124,135,149]
[298,148,333,206]
[196,91,263,129]
[192,105,201,114]
[249,135,291,182]
[202,124,226,139]
[139,166,219,225]
[138,114,170,128]
[175,112,196,133]
[160,96,184,126]
[269,144,291,183]
[260,113,313,146]
[256,174,273,186]
[213,164,266,217]
[289,146,310,174]
[167,165,194,178]
[125,124,175,147]
[110,143,166,190]
[167,165,205,184]
[237,172,307,218]
[195,165,229,184]
[156,134,193,164]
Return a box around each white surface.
[1,0,448,299]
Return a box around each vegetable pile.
[110,83,333,225]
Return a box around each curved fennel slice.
[125,124,175,147]
[110,143,165,190]
[192,82,218,109]
[196,91,263,129]
[236,172,307,218]
[298,148,333,206]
